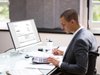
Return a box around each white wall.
[39,33,72,47]
[0,32,100,52]
[0,32,72,53]
[0,31,13,53]
[39,33,100,46]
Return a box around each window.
[0,0,9,30]
[89,0,100,34]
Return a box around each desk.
[0,46,66,75]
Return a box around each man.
[47,9,97,75]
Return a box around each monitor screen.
[7,19,41,49]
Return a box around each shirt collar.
[73,26,84,36]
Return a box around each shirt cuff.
[58,61,62,67]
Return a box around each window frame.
[0,0,9,30]
[88,0,100,34]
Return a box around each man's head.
[60,9,80,33]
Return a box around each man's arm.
[52,49,64,55]
[60,39,89,75]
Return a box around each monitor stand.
[9,48,23,56]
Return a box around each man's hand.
[47,57,59,67]
[52,49,64,55]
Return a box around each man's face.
[60,16,73,33]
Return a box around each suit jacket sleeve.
[60,39,89,75]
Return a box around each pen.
[56,46,59,49]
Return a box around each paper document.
[9,68,43,75]
[15,60,55,70]
[26,64,55,70]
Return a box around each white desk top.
[0,46,66,75]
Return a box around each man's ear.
[70,19,75,25]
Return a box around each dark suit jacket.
[58,28,97,75]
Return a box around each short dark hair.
[60,9,78,23]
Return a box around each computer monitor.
[7,19,41,50]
